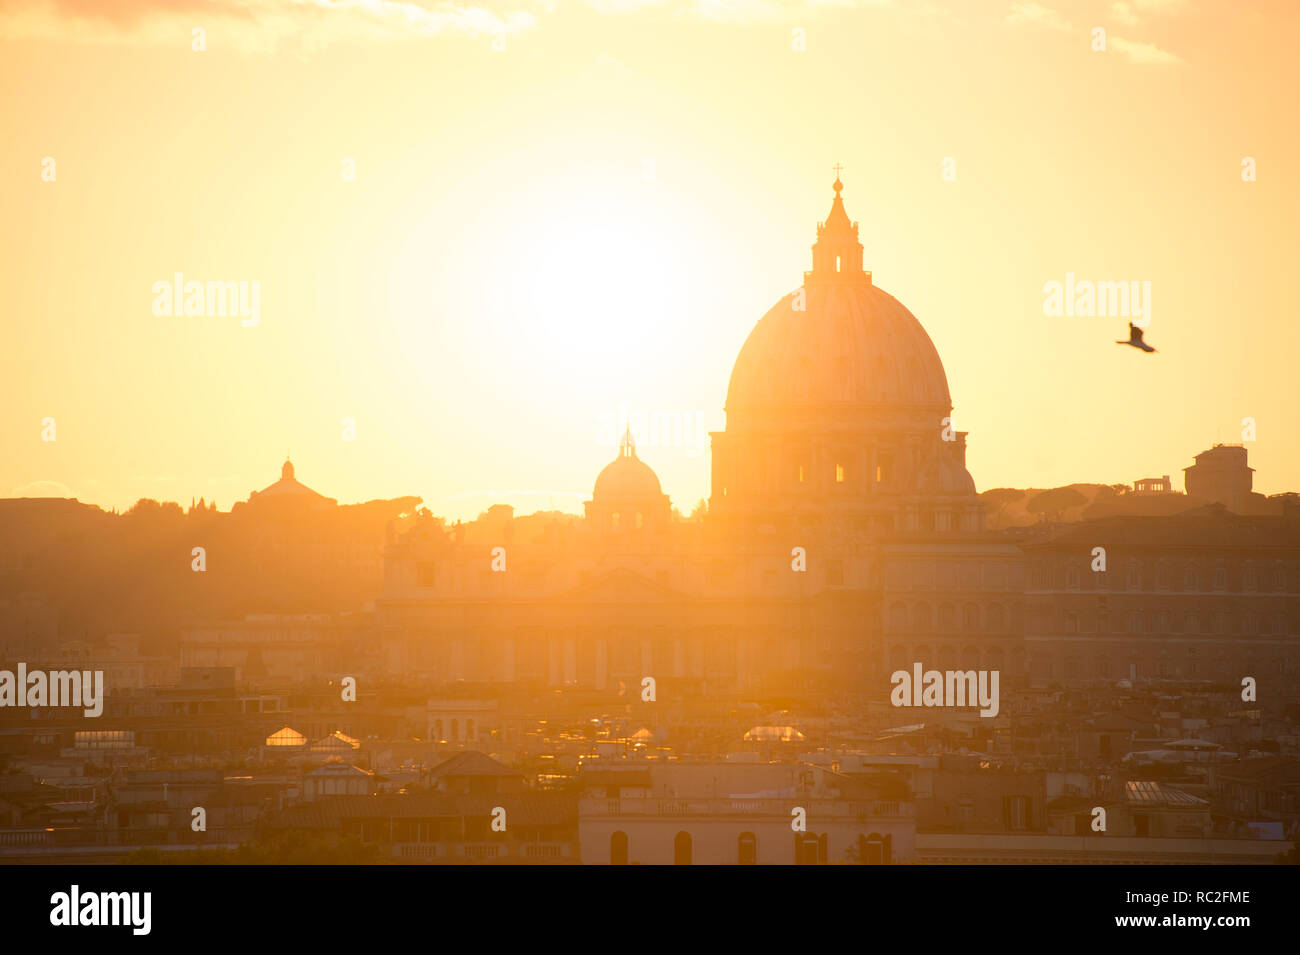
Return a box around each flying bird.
[1116,323,1156,353]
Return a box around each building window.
[958,794,975,825]
[1064,613,1079,634]
[835,463,847,483]
[1002,795,1031,831]
[1243,563,1257,591]
[611,831,629,865]
[738,832,757,865]
[876,453,893,484]
[797,463,808,484]
[1214,566,1227,591]
[1066,566,1080,590]
[417,561,436,587]
[1126,562,1140,590]
[938,602,955,630]
[674,831,693,865]
[796,835,821,865]
[859,833,890,865]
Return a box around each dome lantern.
[807,169,868,284]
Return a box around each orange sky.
[3,0,1298,520]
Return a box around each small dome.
[594,429,663,499]
[917,452,978,496]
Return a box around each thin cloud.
[582,0,890,22]
[0,0,538,49]
[1110,35,1182,64]
[1005,1,1071,31]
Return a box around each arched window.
[912,602,933,632]
[673,831,693,865]
[610,831,629,865]
[738,832,757,865]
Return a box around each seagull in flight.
[1116,323,1156,353]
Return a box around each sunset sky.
[3,0,1297,521]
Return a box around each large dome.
[708,176,979,528]
[726,282,951,423]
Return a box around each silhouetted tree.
[1026,487,1087,523]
